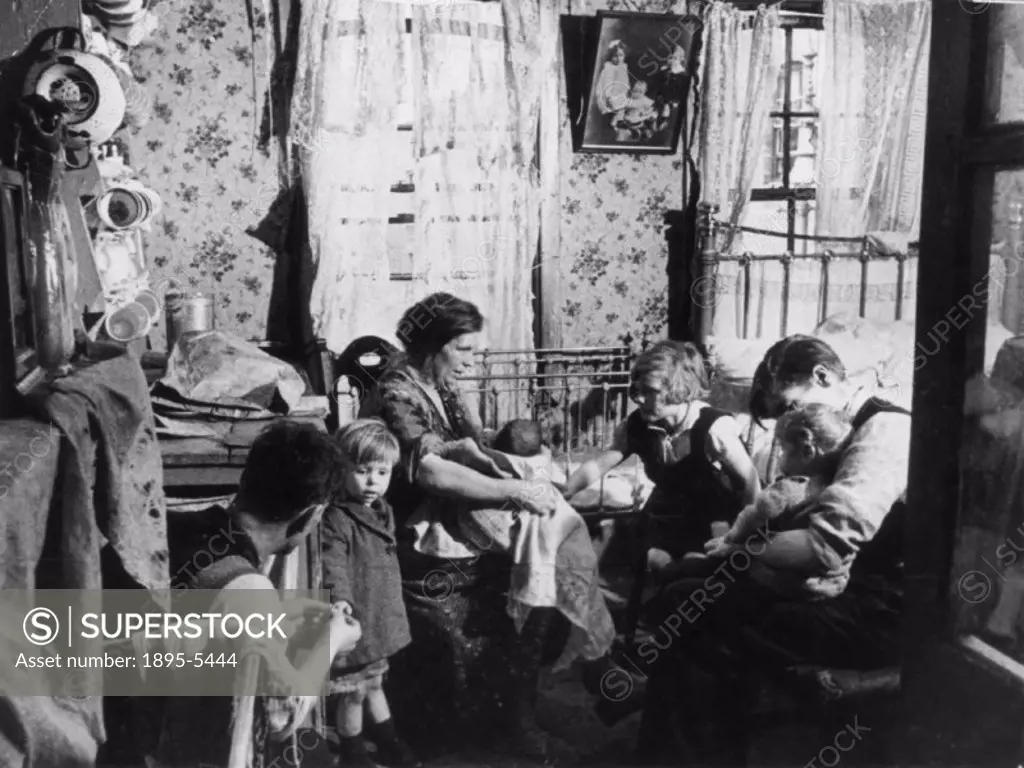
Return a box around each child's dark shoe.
[594,695,645,727]
[372,736,421,768]
[339,735,381,768]
[365,719,421,768]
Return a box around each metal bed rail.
[693,201,919,344]
[457,346,634,452]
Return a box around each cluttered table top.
[145,334,329,490]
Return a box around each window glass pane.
[387,223,415,278]
[952,167,1024,673]
[770,27,822,112]
[752,116,818,190]
[754,117,786,188]
[985,5,1024,125]
[791,28,822,112]
[396,22,414,129]
[789,117,817,188]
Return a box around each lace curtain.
[816,0,930,237]
[290,0,557,353]
[412,1,544,352]
[290,0,407,351]
[696,3,781,339]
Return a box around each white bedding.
[707,313,1016,415]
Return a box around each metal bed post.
[479,348,491,430]
[895,250,908,322]
[858,240,871,319]
[820,249,833,326]
[781,250,794,338]
[695,201,721,346]
[741,252,753,339]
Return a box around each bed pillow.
[706,314,1014,415]
[705,335,777,413]
[705,319,888,413]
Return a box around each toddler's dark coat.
[321,499,411,668]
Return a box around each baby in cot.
[685,402,854,597]
[448,419,615,668]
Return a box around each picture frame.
[0,166,42,417]
[576,11,702,155]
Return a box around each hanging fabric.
[411,1,538,352]
[695,2,781,340]
[289,0,407,353]
[815,0,931,238]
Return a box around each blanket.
[455,451,615,670]
[0,341,171,767]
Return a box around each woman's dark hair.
[238,421,341,524]
[396,292,483,361]
[749,335,846,423]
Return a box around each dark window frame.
[747,7,823,251]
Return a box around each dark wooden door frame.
[904,3,1024,763]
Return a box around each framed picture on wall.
[577,11,701,155]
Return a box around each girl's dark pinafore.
[625,407,746,558]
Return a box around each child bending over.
[322,419,419,768]
[565,340,761,570]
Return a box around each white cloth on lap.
[457,451,616,669]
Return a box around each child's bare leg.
[364,676,421,766]
[335,690,378,766]
[335,690,365,737]
[365,686,391,724]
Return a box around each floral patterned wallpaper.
[127,0,683,352]
[558,0,684,350]
[560,152,682,349]
[125,0,290,350]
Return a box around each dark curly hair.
[396,292,483,363]
[238,420,340,524]
[750,335,846,424]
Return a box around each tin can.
[165,291,214,351]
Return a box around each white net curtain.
[290,0,560,355]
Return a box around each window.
[388,12,417,282]
[743,16,824,255]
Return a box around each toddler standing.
[322,419,419,768]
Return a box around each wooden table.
[160,414,326,492]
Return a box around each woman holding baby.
[634,335,911,765]
[358,292,623,763]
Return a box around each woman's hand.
[446,437,513,479]
[513,480,558,517]
[329,606,362,657]
[703,536,733,558]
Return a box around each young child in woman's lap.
[691,403,854,597]
[322,419,420,768]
